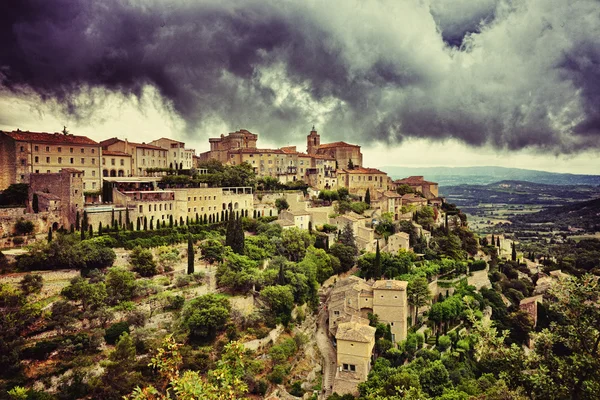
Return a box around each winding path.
[315,289,336,399]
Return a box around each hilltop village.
[0,127,598,399]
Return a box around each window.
[342,364,356,372]
[34,156,39,163]
[47,170,50,173]
[92,182,96,189]
[70,158,74,164]
[81,148,84,153]
[102,158,106,165]
[58,147,62,152]
[20,146,24,152]
[334,310,340,316]
[111,158,115,165]
[139,205,143,213]
[92,149,95,154]
[81,158,85,164]
[70,147,73,153]
[34,145,39,151]
[46,146,50,152]
[92,171,95,176]
[120,159,124,166]
[58,157,62,164]
[20,159,26,166]
[92,159,95,164]
[35,170,39,173]
[83,183,86,189]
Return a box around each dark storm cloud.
[1,0,599,152]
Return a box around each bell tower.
[307,125,320,154]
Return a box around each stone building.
[371,190,403,220]
[278,210,311,230]
[333,319,376,395]
[337,167,389,200]
[382,232,410,254]
[0,130,102,192]
[100,138,169,176]
[102,150,132,177]
[198,129,337,189]
[28,168,85,227]
[394,176,439,199]
[519,295,543,327]
[149,138,195,170]
[307,127,363,168]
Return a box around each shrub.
[268,364,289,384]
[129,246,157,277]
[12,237,25,245]
[175,274,192,288]
[165,294,185,311]
[104,321,130,345]
[437,335,452,352]
[21,340,60,360]
[14,219,34,235]
[470,259,487,272]
[289,381,304,397]
[20,273,43,295]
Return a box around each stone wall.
[0,208,62,248]
[0,133,17,190]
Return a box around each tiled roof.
[339,167,387,175]
[395,176,437,185]
[3,130,99,145]
[280,146,297,154]
[102,150,131,157]
[130,142,165,150]
[520,295,543,305]
[335,321,375,343]
[317,141,360,149]
[372,279,408,290]
[230,148,285,154]
[100,137,165,150]
[151,137,183,144]
[60,168,84,173]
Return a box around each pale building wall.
[373,287,408,342]
[336,339,373,382]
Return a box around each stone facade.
[102,150,132,178]
[333,320,376,395]
[393,176,439,199]
[337,167,389,200]
[307,128,363,168]
[0,130,102,192]
[100,138,169,176]
[383,232,410,254]
[199,129,258,163]
[28,169,84,227]
[149,138,195,170]
[278,210,311,230]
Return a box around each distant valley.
[384,165,600,186]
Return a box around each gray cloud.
[0,0,599,153]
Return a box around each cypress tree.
[203,214,208,224]
[253,209,257,219]
[75,211,80,231]
[119,210,123,228]
[47,227,52,243]
[187,235,194,274]
[162,220,166,228]
[111,209,115,227]
[497,237,500,247]
[144,217,148,231]
[365,188,371,206]
[308,221,313,233]
[186,216,189,226]
[196,213,199,224]
[70,224,75,234]
[174,220,178,227]
[150,219,154,230]
[180,216,184,226]
[32,194,39,213]
[80,224,85,240]
[491,234,495,246]
[234,214,245,254]
[82,211,88,233]
[225,212,235,248]
[125,207,130,227]
[245,209,248,217]
[88,225,93,238]
[511,242,517,262]
[136,218,141,231]
[98,222,103,235]
[374,241,381,279]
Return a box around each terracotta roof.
[3,130,98,145]
[60,168,84,173]
[381,190,402,198]
[317,141,360,149]
[520,295,543,305]
[100,137,165,151]
[130,142,165,150]
[151,137,183,144]
[100,137,122,147]
[335,321,375,343]
[280,146,297,154]
[402,193,427,202]
[102,150,131,157]
[395,176,437,185]
[339,167,387,175]
[372,279,408,290]
[229,148,285,154]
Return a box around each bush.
[14,219,34,235]
[470,259,487,272]
[104,321,130,345]
[21,340,60,360]
[20,273,43,295]
[165,294,185,311]
[437,335,452,352]
[268,364,289,384]
[289,381,304,397]
[129,246,157,277]
[13,237,25,245]
[175,274,192,287]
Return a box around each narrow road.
[316,289,336,399]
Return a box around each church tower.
[307,126,320,154]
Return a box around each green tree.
[365,188,371,205]
[32,193,39,213]
[200,239,225,264]
[129,246,157,277]
[61,276,107,313]
[181,294,231,339]
[278,227,314,261]
[407,277,431,326]
[330,243,357,272]
[47,227,52,242]
[187,235,195,274]
[511,242,517,262]
[374,241,382,278]
[105,267,137,304]
[20,273,43,295]
[260,285,295,326]
[348,159,354,169]
[275,198,289,212]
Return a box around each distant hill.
[382,166,600,186]
[439,180,600,207]
[509,198,600,231]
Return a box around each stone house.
[100,138,169,176]
[149,137,195,170]
[382,231,410,254]
[393,176,439,199]
[278,209,311,230]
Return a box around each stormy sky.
[1,0,599,173]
